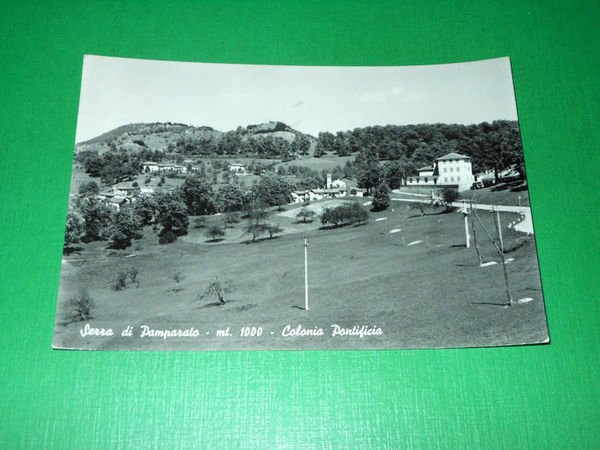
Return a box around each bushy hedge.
[321,202,369,227]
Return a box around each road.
[390,196,534,234]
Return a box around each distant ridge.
[78,122,199,145]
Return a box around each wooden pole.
[492,211,513,306]
[495,209,504,252]
[304,238,309,311]
[470,202,483,266]
[464,214,470,248]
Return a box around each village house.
[95,190,130,210]
[112,182,141,197]
[139,186,155,195]
[107,196,130,210]
[229,163,247,175]
[406,152,475,192]
[291,173,349,203]
[141,161,187,174]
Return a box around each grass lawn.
[459,181,530,206]
[54,200,548,351]
[275,155,355,172]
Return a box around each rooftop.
[436,152,471,161]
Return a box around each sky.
[75,55,518,143]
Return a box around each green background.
[1,1,598,448]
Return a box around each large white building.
[407,152,475,192]
[141,161,187,174]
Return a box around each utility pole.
[470,201,483,266]
[461,201,470,248]
[304,238,309,311]
[492,210,512,306]
[494,208,504,252]
[473,209,513,306]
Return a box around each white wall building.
[291,173,348,203]
[407,152,475,192]
[141,161,186,174]
[229,163,247,174]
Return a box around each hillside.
[76,121,315,156]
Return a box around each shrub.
[193,217,206,228]
[112,272,128,291]
[371,184,390,212]
[128,268,139,287]
[321,202,369,227]
[197,277,234,305]
[441,188,459,205]
[206,224,225,241]
[68,290,95,322]
[224,212,241,226]
[159,230,177,245]
[173,271,184,283]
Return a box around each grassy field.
[54,191,548,351]
[275,155,355,171]
[459,181,530,206]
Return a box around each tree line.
[168,131,311,159]
[64,173,300,251]
[316,120,524,179]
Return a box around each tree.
[265,223,282,238]
[321,207,342,227]
[295,176,322,190]
[181,175,215,215]
[314,132,335,157]
[82,152,103,177]
[215,184,245,212]
[383,160,406,190]
[206,224,225,242]
[355,147,382,194]
[291,134,311,156]
[133,194,158,226]
[251,174,293,207]
[244,223,267,242]
[197,277,233,305]
[333,132,350,156]
[371,184,390,212]
[321,202,369,227]
[296,207,316,223]
[348,202,369,224]
[78,181,100,196]
[110,205,142,249]
[64,209,85,253]
[78,197,113,242]
[243,204,269,242]
[155,193,189,239]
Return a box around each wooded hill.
[76,121,314,159]
[76,120,524,180]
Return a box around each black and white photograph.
[53,55,549,350]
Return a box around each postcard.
[53,55,549,350]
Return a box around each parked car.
[470,181,484,190]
